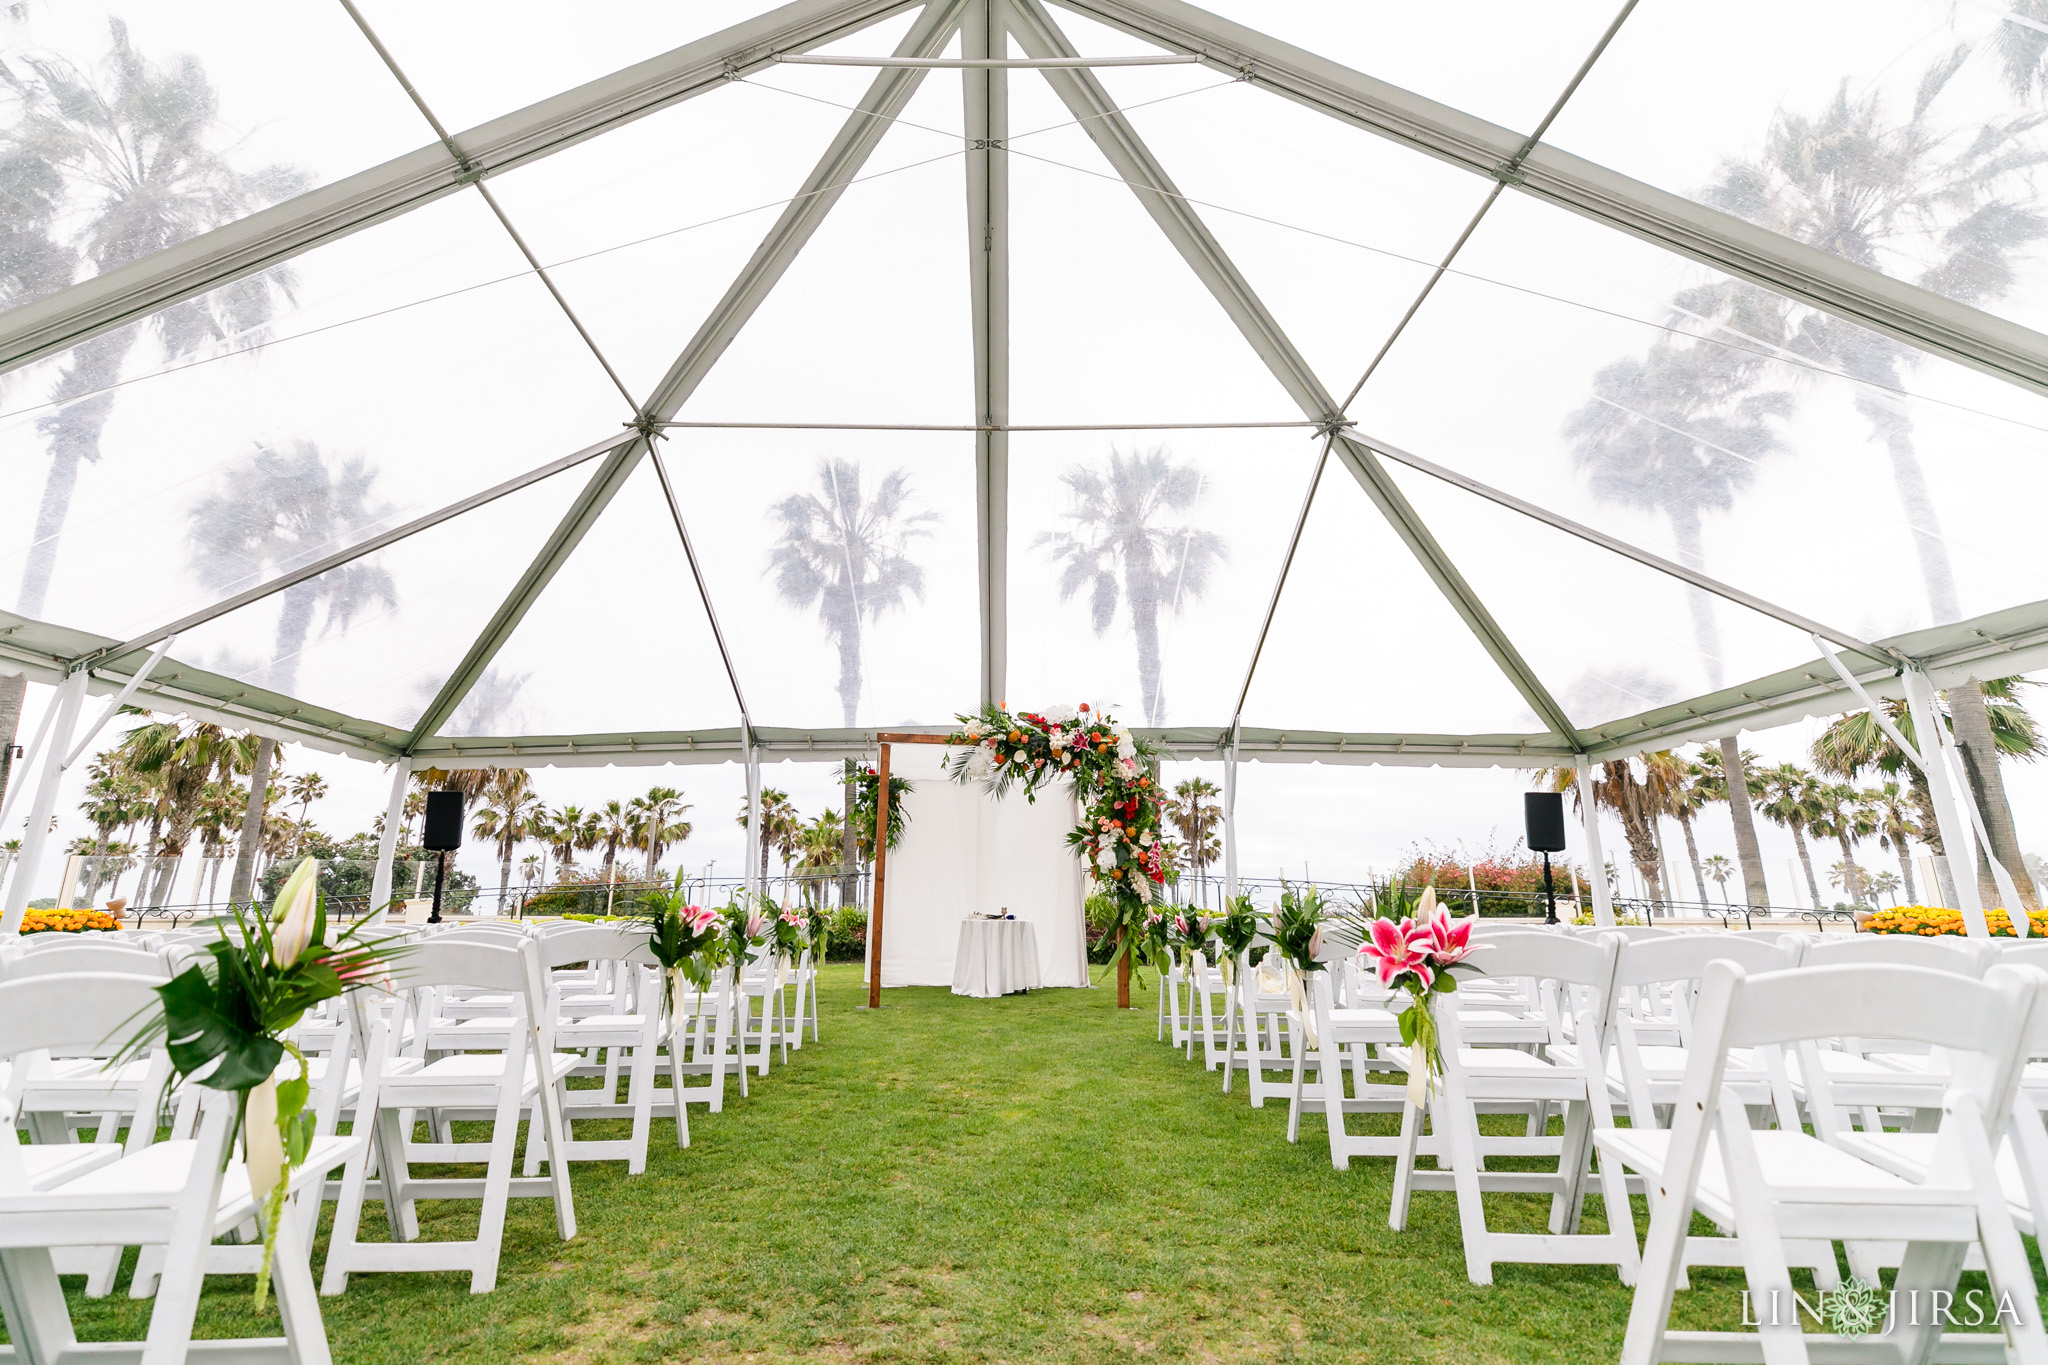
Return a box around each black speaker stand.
[1542,851,1558,925]
[429,850,447,924]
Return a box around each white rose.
[1140,831,1154,847]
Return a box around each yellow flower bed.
[19,908,119,934]
[1862,905,2048,937]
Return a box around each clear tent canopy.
[3,0,2048,778]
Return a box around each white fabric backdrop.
[877,744,1089,988]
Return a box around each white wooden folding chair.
[1224,949,1298,1108]
[321,936,578,1295]
[1389,930,1639,1286]
[784,945,819,1050]
[667,962,739,1114]
[1595,933,1841,1291]
[0,972,355,1365]
[521,924,669,1174]
[0,942,174,1297]
[1604,959,2048,1365]
[1157,945,1190,1048]
[1185,948,1230,1069]
[1288,956,1410,1166]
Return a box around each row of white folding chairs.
[1276,923,2048,1360]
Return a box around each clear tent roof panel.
[1094,68,1498,397]
[1350,188,2048,645]
[0,190,628,643]
[666,76,974,426]
[0,1,430,311]
[1003,80,1300,425]
[1381,461,1839,732]
[164,462,594,734]
[437,459,743,739]
[1236,452,1548,738]
[1005,427,1317,727]
[664,428,981,730]
[477,66,916,406]
[1544,0,2048,338]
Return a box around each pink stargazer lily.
[1420,905,1484,967]
[1362,915,1434,990]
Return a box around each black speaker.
[1524,791,1566,854]
[422,790,465,852]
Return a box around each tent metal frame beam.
[402,0,966,751]
[0,0,922,377]
[965,0,1011,707]
[776,52,1192,65]
[1050,0,2048,399]
[1008,0,1581,747]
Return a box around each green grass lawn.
[14,965,1969,1362]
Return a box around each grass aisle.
[35,963,1765,1363]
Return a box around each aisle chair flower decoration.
[1270,881,1331,1044]
[1356,886,1486,1105]
[1211,894,1260,989]
[944,701,1166,997]
[116,857,408,1308]
[641,871,724,1021]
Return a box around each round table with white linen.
[951,918,1041,997]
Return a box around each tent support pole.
[0,671,88,933]
[369,759,411,921]
[1575,754,1612,928]
[1902,669,1992,939]
[867,742,893,1008]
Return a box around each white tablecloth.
[951,918,1042,997]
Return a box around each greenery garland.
[944,702,1165,979]
[846,757,912,856]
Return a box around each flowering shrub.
[1394,841,1584,916]
[1862,905,2048,937]
[20,908,118,933]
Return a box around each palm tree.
[1702,54,2048,904]
[538,804,598,877]
[1544,753,1684,907]
[8,20,308,623]
[1035,448,1226,726]
[1813,682,2043,906]
[734,789,800,895]
[1808,783,1876,906]
[1665,757,1717,906]
[594,799,637,888]
[285,772,327,855]
[117,717,256,905]
[1864,780,1923,903]
[1757,763,1825,908]
[627,787,693,878]
[471,769,542,914]
[1867,868,1904,906]
[797,810,845,907]
[767,458,936,725]
[1164,777,1223,901]
[1702,853,1734,904]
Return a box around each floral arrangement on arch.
[846,758,912,858]
[945,701,1165,974]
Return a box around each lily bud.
[270,857,321,966]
